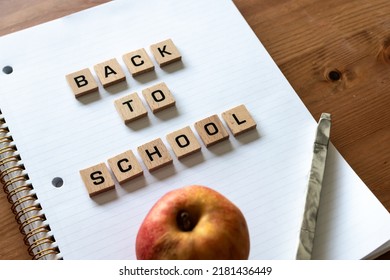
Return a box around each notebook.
[1,0,390,260]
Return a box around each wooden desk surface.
[0,0,389,260]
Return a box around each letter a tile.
[108,150,143,184]
[222,105,257,136]
[122,48,155,76]
[166,126,201,159]
[94,58,126,88]
[66,68,98,98]
[142,82,175,113]
[194,115,229,147]
[79,163,115,197]
[114,93,148,124]
[137,138,173,172]
[150,39,182,67]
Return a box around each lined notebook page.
[1,0,390,259]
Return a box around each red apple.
[136,185,250,259]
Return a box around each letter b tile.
[150,39,182,67]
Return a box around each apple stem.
[178,211,192,231]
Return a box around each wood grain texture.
[79,162,115,197]
[142,82,176,113]
[0,0,389,259]
[107,150,144,184]
[195,115,230,147]
[137,138,173,172]
[150,38,182,67]
[122,48,155,77]
[94,58,126,88]
[66,68,99,97]
[166,126,202,159]
[222,104,257,136]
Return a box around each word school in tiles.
[65,39,257,197]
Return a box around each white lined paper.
[1,0,389,259]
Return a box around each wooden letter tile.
[94,58,126,88]
[122,48,155,76]
[66,68,98,98]
[150,39,182,67]
[114,93,148,124]
[142,82,175,113]
[194,115,229,147]
[137,138,173,172]
[166,126,201,159]
[79,162,115,197]
[222,104,257,136]
[108,150,143,184]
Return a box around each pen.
[296,113,331,260]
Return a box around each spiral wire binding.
[0,112,60,260]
